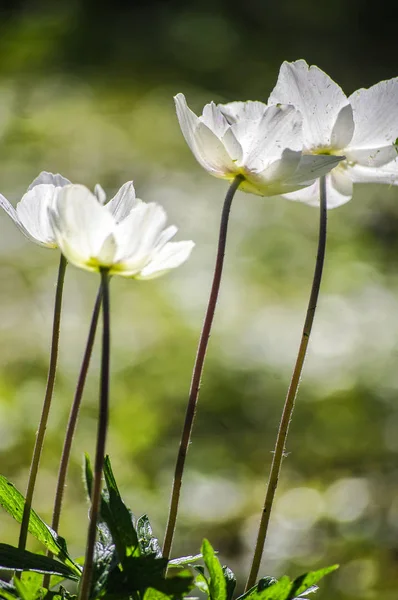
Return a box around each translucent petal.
[282,171,352,208]
[51,185,115,269]
[135,241,195,280]
[16,185,59,247]
[287,154,344,186]
[349,159,398,185]
[174,93,236,176]
[106,181,140,223]
[269,59,350,150]
[94,183,107,205]
[330,104,355,149]
[219,100,268,124]
[349,78,398,149]
[28,171,71,190]
[345,145,397,168]
[201,102,229,137]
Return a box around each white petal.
[94,183,107,205]
[113,202,168,268]
[136,241,195,280]
[269,59,351,150]
[348,159,398,185]
[282,171,352,208]
[240,104,303,171]
[243,148,301,196]
[16,185,59,247]
[330,104,355,149]
[286,154,344,186]
[174,93,236,176]
[106,181,140,223]
[201,102,229,137]
[349,78,398,149]
[28,171,71,190]
[219,100,268,124]
[0,193,25,231]
[345,145,397,168]
[51,185,115,270]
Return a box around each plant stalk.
[78,270,110,600]
[43,286,102,589]
[245,176,328,590]
[18,254,67,553]
[162,175,243,560]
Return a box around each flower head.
[269,59,398,207]
[0,171,71,247]
[175,93,343,197]
[49,183,194,279]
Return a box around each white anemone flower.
[175,93,343,197]
[269,59,398,208]
[0,171,71,247]
[49,184,194,279]
[0,173,140,248]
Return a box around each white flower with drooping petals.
[0,173,140,248]
[269,59,398,208]
[49,184,194,279]
[175,93,343,197]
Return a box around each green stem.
[245,176,328,591]
[18,254,67,553]
[43,286,102,590]
[162,175,243,560]
[78,270,110,600]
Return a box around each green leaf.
[168,554,202,567]
[91,525,119,599]
[289,565,339,599]
[0,544,79,580]
[0,579,19,600]
[137,515,162,558]
[0,476,81,578]
[222,567,236,600]
[83,453,94,500]
[143,588,174,600]
[201,539,226,600]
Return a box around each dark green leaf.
[0,476,81,578]
[0,544,78,580]
[222,566,236,600]
[201,539,226,600]
[137,515,162,558]
[90,525,119,600]
[289,565,338,599]
[83,453,93,500]
[143,588,174,600]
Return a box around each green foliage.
[0,544,78,579]
[0,475,81,577]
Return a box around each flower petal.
[348,159,398,185]
[330,104,355,149]
[94,183,107,205]
[51,184,115,270]
[287,154,344,186]
[28,171,71,190]
[269,59,351,150]
[16,185,60,247]
[219,100,268,124]
[345,145,397,168]
[174,93,236,176]
[106,181,140,223]
[349,78,398,149]
[201,102,229,137]
[136,241,195,280]
[282,170,352,208]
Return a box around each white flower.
[269,59,398,208]
[0,173,140,248]
[49,184,194,279]
[0,171,71,247]
[175,93,343,197]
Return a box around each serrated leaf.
[222,566,236,600]
[137,515,162,558]
[90,525,119,599]
[289,565,339,599]
[0,476,81,578]
[201,540,226,600]
[0,544,79,580]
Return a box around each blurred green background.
[1,1,398,599]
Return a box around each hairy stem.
[18,254,67,553]
[43,286,102,589]
[245,176,328,590]
[162,175,243,560]
[78,271,110,600]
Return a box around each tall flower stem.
[245,176,328,591]
[18,254,67,553]
[78,270,110,600]
[162,175,243,560]
[43,287,102,590]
